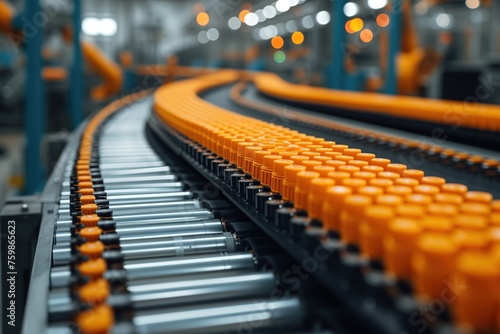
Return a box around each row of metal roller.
[46,99,305,334]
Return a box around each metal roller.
[58,191,193,206]
[55,218,223,245]
[60,183,185,196]
[52,232,237,265]
[57,200,200,215]
[50,252,256,289]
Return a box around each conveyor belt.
[13,70,500,334]
[150,70,500,334]
[19,90,309,334]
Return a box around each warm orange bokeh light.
[271,36,285,49]
[376,13,390,27]
[360,29,373,43]
[239,9,250,22]
[345,20,355,34]
[193,3,204,14]
[196,12,209,26]
[291,31,304,45]
[350,18,364,32]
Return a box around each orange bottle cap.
[357,186,384,198]
[385,218,422,279]
[352,171,376,181]
[312,165,336,178]
[296,171,320,190]
[80,195,96,205]
[325,186,353,205]
[341,178,368,192]
[370,158,391,169]
[324,151,343,159]
[78,258,107,278]
[396,204,426,218]
[363,205,395,226]
[337,165,360,175]
[289,155,309,165]
[402,169,424,181]
[427,203,458,217]
[343,194,373,213]
[464,191,493,204]
[81,214,100,227]
[253,150,272,165]
[490,213,500,226]
[325,160,347,169]
[456,251,499,281]
[420,216,454,233]
[413,184,440,196]
[343,148,362,157]
[421,176,446,188]
[348,160,369,169]
[237,142,255,155]
[78,181,94,189]
[78,188,94,196]
[368,178,394,189]
[80,227,103,242]
[244,146,262,159]
[312,156,332,164]
[263,155,282,169]
[79,241,105,258]
[492,199,500,212]
[273,159,294,176]
[362,165,384,174]
[394,178,419,187]
[388,217,421,244]
[79,278,109,303]
[310,178,336,197]
[442,183,468,196]
[461,202,491,216]
[278,151,299,159]
[301,151,320,158]
[375,194,404,207]
[327,171,351,184]
[76,304,114,333]
[302,160,322,171]
[321,141,337,148]
[306,145,324,152]
[377,171,400,181]
[434,193,463,206]
[386,185,413,196]
[81,203,98,215]
[405,194,433,206]
[335,155,354,163]
[356,153,375,162]
[454,215,488,231]
[386,163,407,175]
[454,230,490,251]
[331,144,349,153]
[78,175,92,183]
[230,138,245,152]
[417,233,457,261]
[284,165,307,184]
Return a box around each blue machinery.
[11,0,84,194]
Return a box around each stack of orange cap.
[359,205,395,261]
[282,165,307,201]
[308,178,335,219]
[339,195,373,245]
[322,186,353,232]
[270,159,294,193]
[294,171,319,210]
[229,138,245,164]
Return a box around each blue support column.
[331,0,347,89]
[24,0,45,194]
[70,0,83,128]
[385,0,402,95]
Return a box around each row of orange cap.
[154,74,500,332]
[230,81,500,175]
[64,91,153,333]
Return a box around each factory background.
[1,1,500,334]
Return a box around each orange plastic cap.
[464,191,493,204]
[386,163,407,176]
[289,155,309,165]
[386,185,413,196]
[313,165,336,178]
[76,304,114,334]
[377,171,400,181]
[402,169,424,181]
[421,176,446,188]
[420,216,454,233]
[284,165,307,184]
[302,160,322,171]
[348,160,369,169]
[254,150,272,165]
[325,160,347,169]
[442,183,468,196]
[405,194,433,206]
[81,203,98,215]
[413,184,440,196]
[461,202,491,216]
[343,148,362,157]
[362,165,384,174]
[492,199,500,212]
[273,159,294,176]
[434,193,463,206]
[357,186,384,198]
[370,158,391,169]
[352,171,376,181]
[375,194,404,207]
[341,178,367,192]
[396,204,426,218]
[394,178,419,187]
[80,227,102,242]
[356,153,375,163]
[80,195,96,205]
[337,165,360,175]
[310,178,336,197]
[81,214,100,227]
[368,178,394,189]
[263,155,282,169]
[296,171,320,190]
[343,194,373,213]
[325,186,353,205]
[78,258,107,278]
[79,278,110,303]
[327,171,351,184]
[454,215,488,231]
